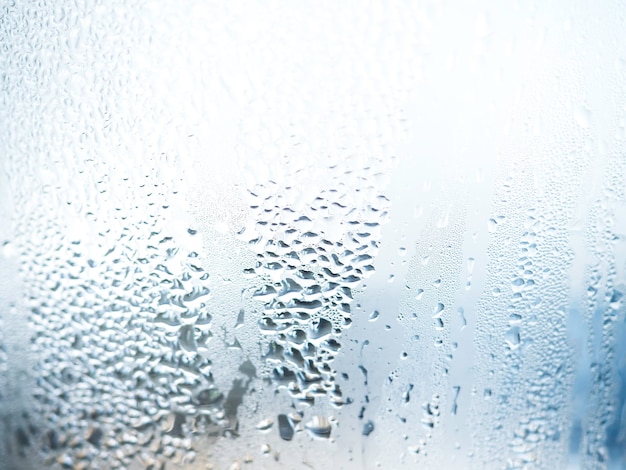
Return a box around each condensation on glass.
[1,1,625,469]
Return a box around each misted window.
[1,1,625,469]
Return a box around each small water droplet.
[305,416,331,438]
[433,302,445,317]
[505,326,521,349]
[1,241,16,259]
[235,309,245,328]
[256,419,273,431]
[362,420,375,436]
[179,325,197,352]
[277,414,294,441]
[369,310,380,321]
[467,257,476,274]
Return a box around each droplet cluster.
[239,157,391,416]
[13,174,221,468]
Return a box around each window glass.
[1,1,625,469]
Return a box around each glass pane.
[1,1,625,469]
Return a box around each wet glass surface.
[1,1,626,468]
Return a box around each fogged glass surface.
[1,1,626,469]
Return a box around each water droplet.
[1,241,16,259]
[433,302,445,317]
[277,414,294,441]
[235,309,245,328]
[467,257,476,274]
[309,318,332,341]
[178,325,197,352]
[505,327,521,349]
[256,419,273,431]
[305,416,331,438]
